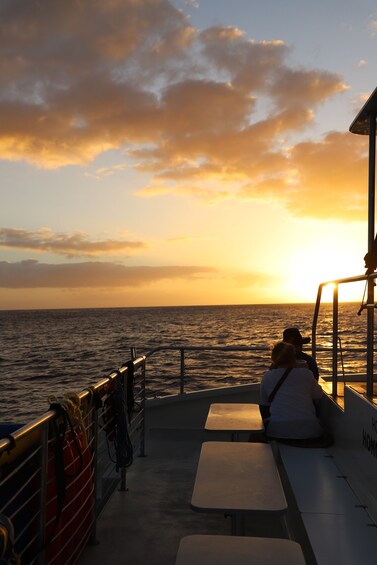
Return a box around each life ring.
[44,403,93,564]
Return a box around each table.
[191,442,287,535]
[205,403,263,441]
[175,535,305,565]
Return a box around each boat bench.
[190,441,287,535]
[175,534,305,564]
[276,443,377,565]
[204,403,264,441]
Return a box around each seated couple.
[260,340,332,447]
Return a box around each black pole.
[367,111,376,397]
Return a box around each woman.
[260,341,325,444]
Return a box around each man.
[364,235,377,274]
[283,327,319,381]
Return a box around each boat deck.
[78,431,292,565]
[78,427,377,565]
[78,382,377,565]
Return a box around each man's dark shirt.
[296,351,319,380]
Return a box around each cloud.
[240,131,368,220]
[0,0,350,219]
[368,15,377,37]
[0,228,147,258]
[0,260,216,288]
[84,163,127,180]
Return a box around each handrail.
[142,345,269,395]
[0,337,372,457]
[0,359,145,564]
[0,356,147,454]
[312,271,377,399]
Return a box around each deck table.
[205,403,263,441]
[191,442,287,535]
[175,535,305,565]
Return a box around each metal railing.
[312,272,377,398]
[0,356,146,564]
[143,345,269,395]
[0,344,267,563]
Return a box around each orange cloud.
[240,131,368,220]
[285,132,368,219]
[0,228,147,258]
[0,260,216,288]
[0,0,351,220]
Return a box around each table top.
[205,403,263,432]
[191,441,287,515]
[175,535,305,565]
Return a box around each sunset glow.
[1,0,376,310]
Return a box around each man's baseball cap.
[283,327,310,345]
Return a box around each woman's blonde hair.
[271,341,296,367]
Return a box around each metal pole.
[139,360,146,457]
[367,112,376,397]
[37,423,49,565]
[89,403,99,544]
[332,284,339,398]
[311,284,323,360]
[119,371,127,491]
[180,349,185,394]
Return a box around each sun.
[284,244,365,303]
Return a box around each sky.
[1,0,377,310]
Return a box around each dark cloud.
[0,228,147,258]
[0,260,216,288]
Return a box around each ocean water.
[0,303,369,423]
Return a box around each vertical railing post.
[332,284,339,398]
[367,281,375,397]
[311,283,323,360]
[37,422,49,565]
[367,111,376,397]
[180,349,185,394]
[89,403,99,544]
[119,371,127,492]
[119,468,127,493]
[139,359,146,457]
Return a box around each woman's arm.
[311,376,323,400]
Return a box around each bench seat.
[277,443,377,565]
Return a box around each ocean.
[0,302,368,423]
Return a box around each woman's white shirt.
[260,367,323,439]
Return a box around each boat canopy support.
[349,90,377,395]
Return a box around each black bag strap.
[268,367,292,404]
